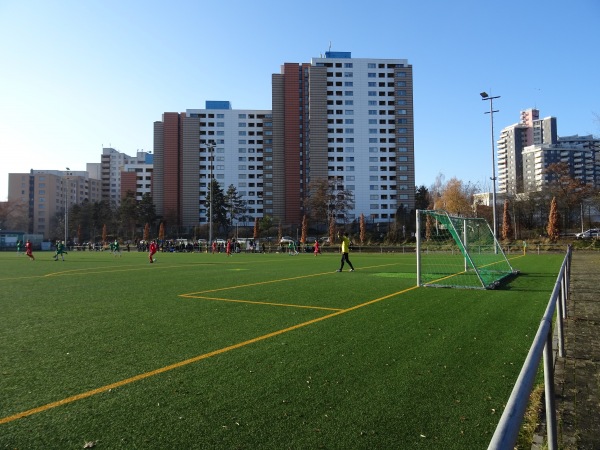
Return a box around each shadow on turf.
[494,271,558,293]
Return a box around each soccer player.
[313,240,320,256]
[336,232,355,272]
[54,240,67,261]
[149,240,157,263]
[113,239,121,257]
[25,239,35,261]
[16,239,23,256]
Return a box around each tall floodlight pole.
[206,141,215,246]
[64,167,71,245]
[480,92,500,239]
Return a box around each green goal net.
[416,210,517,289]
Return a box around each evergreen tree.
[359,213,366,244]
[119,191,138,239]
[207,179,228,233]
[501,199,514,241]
[547,196,560,242]
[137,193,157,227]
[415,185,431,210]
[225,184,247,227]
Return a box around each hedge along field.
[0,249,564,449]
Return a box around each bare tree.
[0,199,28,231]
[305,178,355,228]
[544,162,594,230]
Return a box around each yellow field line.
[181,262,401,296]
[179,295,343,311]
[0,284,418,425]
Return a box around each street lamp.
[480,92,500,239]
[205,141,216,246]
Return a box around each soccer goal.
[416,209,517,289]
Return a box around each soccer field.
[0,249,564,449]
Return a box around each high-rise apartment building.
[522,135,599,192]
[153,52,414,231]
[497,109,557,194]
[8,170,102,237]
[498,108,598,194]
[153,104,270,228]
[121,151,153,201]
[271,52,414,225]
[100,148,152,207]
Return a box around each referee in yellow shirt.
[336,231,355,272]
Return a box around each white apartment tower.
[271,52,415,226]
[497,108,557,194]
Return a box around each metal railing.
[488,245,571,450]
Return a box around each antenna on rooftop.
[329,41,332,52]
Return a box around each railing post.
[556,285,565,358]
[561,272,568,320]
[543,330,558,450]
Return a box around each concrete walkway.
[553,251,600,449]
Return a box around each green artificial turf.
[0,249,564,449]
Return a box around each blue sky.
[1,0,599,202]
